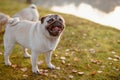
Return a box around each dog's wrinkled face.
[41,14,65,37]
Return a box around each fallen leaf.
[39,69,44,72]
[60,57,66,60]
[84,49,88,52]
[109,62,113,65]
[108,57,112,60]
[96,44,100,47]
[53,54,58,57]
[114,55,120,59]
[23,74,28,78]
[116,69,119,71]
[56,67,60,70]
[74,57,79,61]
[66,49,70,52]
[44,70,48,73]
[38,69,49,75]
[113,67,119,71]
[62,60,65,64]
[82,36,86,39]
[72,32,75,35]
[87,64,91,68]
[43,73,48,77]
[73,48,79,52]
[111,51,116,54]
[65,52,69,55]
[68,75,74,79]
[93,39,97,41]
[38,71,44,75]
[50,74,57,78]
[21,67,27,72]
[90,59,101,64]
[117,40,120,44]
[97,71,103,73]
[66,63,71,66]
[89,49,95,54]
[101,65,105,69]
[83,33,87,37]
[78,72,85,75]
[90,71,97,76]
[72,69,78,73]
[113,59,118,62]
[11,64,17,69]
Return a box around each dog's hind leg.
[4,40,15,66]
[22,47,31,58]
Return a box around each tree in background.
[26,0,32,4]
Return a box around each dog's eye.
[59,18,63,22]
[48,18,54,23]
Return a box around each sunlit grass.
[0,0,120,80]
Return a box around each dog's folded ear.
[40,16,46,24]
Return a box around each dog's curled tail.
[0,13,20,27]
[29,4,37,9]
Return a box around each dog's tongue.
[53,27,61,31]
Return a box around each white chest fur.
[29,22,60,53]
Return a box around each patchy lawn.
[0,0,120,80]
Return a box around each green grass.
[0,0,120,80]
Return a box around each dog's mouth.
[46,21,64,36]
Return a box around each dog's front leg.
[45,51,55,69]
[31,51,39,74]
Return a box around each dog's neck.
[38,23,61,51]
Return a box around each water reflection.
[51,3,120,30]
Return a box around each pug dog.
[0,14,65,74]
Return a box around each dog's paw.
[48,64,55,69]
[33,70,41,74]
[32,68,40,74]
[5,61,11,66]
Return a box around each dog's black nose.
[54,21,62,26]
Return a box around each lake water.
[51,3,120,30]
